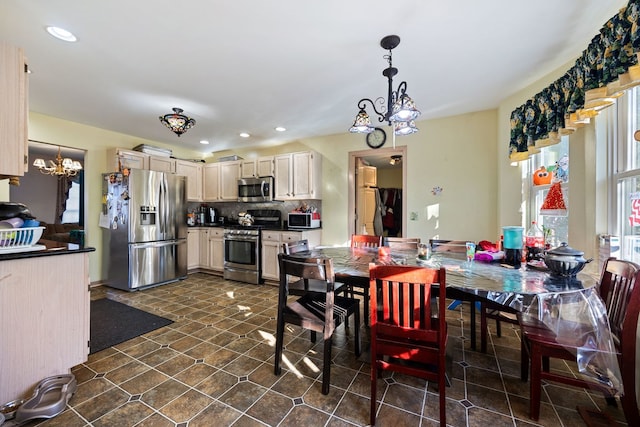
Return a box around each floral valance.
[510,0,640,161]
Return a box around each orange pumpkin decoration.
[533,166,552,186]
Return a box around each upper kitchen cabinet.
[175,159,203,201]
[108,148,150,171]
[149,156,176,173]
[240,156,275,178]
[0,42,29,178]
[274,151,322,200]
[203,160,240,201]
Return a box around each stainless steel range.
[223,209,281,284]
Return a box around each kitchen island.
[0,241,94,404]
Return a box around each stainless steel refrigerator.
[102,169,187,290]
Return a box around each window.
[61,180,80,223]
[612,86,640,263]
[522,137,570,247]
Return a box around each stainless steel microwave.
[288,212,321,229]
[238,177,273,202]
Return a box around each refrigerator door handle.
[159,175,166,236]
[130,239,184,249]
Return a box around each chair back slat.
[283,239,309,255]
[351,234,382,249]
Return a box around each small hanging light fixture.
[159,107,196,137]
[33,146,82,178]
[389,155,403,165]
[349,35,420,142]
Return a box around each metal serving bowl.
[543,242,592,277]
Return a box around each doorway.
[9,140,86,226]
[348,145,407,238]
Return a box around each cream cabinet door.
[257,156,274,177]
[209,228,224,271]
[220,161,240,200]
[187,228,200,270]
[109,148,149,171]
[240,160,257,178]
[176,160,203,201]
[0,42,28,177]
[203,163,220,201]
[149,156,176,173]
[274,154,293,200]
[199,229,210,268]
[261,230,282,281]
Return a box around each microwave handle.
[261,181,267,197]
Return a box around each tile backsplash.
[186,200,322,226]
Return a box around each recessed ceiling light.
[46,26,77,42]
[200,140,209,145]
[275,127,286,132]
[239,132,250,138]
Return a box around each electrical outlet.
[410,212,418,221]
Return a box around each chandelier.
[32,146,82,178]
[349,35,420,138]
[159,107,196,137]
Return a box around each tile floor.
[23,273,629,427]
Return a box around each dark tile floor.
[24,273,628,426]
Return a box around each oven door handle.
[224,235,259,242]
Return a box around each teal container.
[502,226,524,249]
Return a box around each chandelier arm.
[357,97,387,123]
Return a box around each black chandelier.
[349,35,420,136]
[159,107,196,137]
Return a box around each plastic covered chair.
[369,264,448,426]
[519,257,640,423]
[274,253,361,395]
[351,234,382,248]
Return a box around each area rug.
[90,298,173,354]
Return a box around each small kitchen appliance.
[288,212,320,229]
[237,177,273,202]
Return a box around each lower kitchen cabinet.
[199,229,210,268]
[208,228,224,271]
[187,228,200,270]
[261,229,321,281]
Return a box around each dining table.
[292,245,624,397]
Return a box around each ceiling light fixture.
[275,126,286,132]
[200,140,209,145]
[159,108,196,137]
[349,35,420,137]
[33,146,82,178]
[239,132,250,138]
[46,26,77,42]
[389,155,403,165]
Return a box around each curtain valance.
[510,1,640,161]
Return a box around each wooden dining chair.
[429,239,485,349]
[519,257,640,424]
[351,234,382,249]
[479,301,519,353]
[344,234,383,326]
[274,253,361,395]
[282,239,347,296]
[383,236,421,250]
[369,264,448,427]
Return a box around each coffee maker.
[209,207,217,224]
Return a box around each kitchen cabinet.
[261,229,321,281]
[274,151,322,200]
[199,228,211,268]
[175,159,203,201]
[0,251,90,404]
[208,228,224,271]
[220,160,240,201]
[203,163,220,201]
[108,148,150,171]
[149,156,176,173]
[0,42,29,178]
[187,228,200,270]
[240,156,275,178]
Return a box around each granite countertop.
[0,239,95,261]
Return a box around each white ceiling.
[0,1,628,155]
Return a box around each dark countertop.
[188,224,322,232]
[0,239,95,261]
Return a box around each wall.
[8,166,59,222]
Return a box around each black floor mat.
[90,298,173,354]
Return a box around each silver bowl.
[543,242,592,277]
